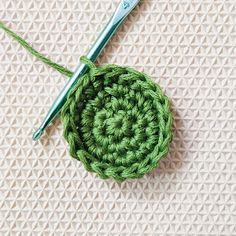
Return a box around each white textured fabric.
[0,0,235,235]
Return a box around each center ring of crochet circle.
[61,57,173,182]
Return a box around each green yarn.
[61,56,173,181]
[0,21,73,77]
[1,22,173,181]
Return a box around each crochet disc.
[61,57,173,182]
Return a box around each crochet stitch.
[61,57,173,181]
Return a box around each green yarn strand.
[1,22,173,181]
[0,21,73,77]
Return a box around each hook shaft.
[32,0,140,140]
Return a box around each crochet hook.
[32,0,140,141]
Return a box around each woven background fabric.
[0,0,235,235]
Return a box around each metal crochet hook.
[32,0,140,141]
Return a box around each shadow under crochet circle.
[61,57,173,182]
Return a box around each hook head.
[32,128,44,141]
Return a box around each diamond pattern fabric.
[0,0,235,235]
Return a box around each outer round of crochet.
[61,56,173,182]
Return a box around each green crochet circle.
[61,56,173,182]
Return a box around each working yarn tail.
[0,21,73,77]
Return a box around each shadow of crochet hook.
[32,0,140,141]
